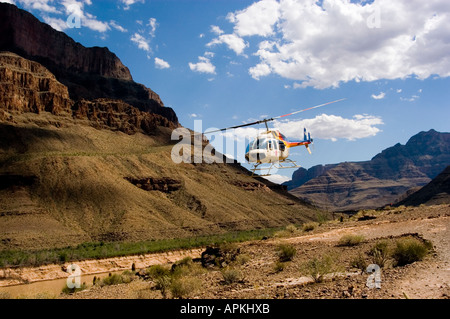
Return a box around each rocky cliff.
[395,165,450,207]
[286,130,450,211]
[0,2,178,124]
[0,5,318,252]
[0,52,172,134]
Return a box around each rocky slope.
[0,2,177,124]
[395,166,450,207]
[0,5,319,252]
[286,130,450,211]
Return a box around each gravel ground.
[57,204,450,300]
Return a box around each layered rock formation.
[0,5,319,252]
[286,130,450,211]
[0,2,178,124]
[0,52,173,135]
[395,166,450,207]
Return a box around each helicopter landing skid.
[250,159,301,177]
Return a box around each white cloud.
[121,0,144,10]
[18,0,60,13]
[207,33,248,56]
[42,15,68,31]
[0,0,16,4]
[227,0,280,37]
[249,63,271,80]
[210,25,224,35]
[273,114,384,141]
[131,33,150,52]
[371,92,386,100]
[110,20,127,32]
[155,57,170,69]
[189,56,216,74]
[220,0,450,88]
[148,17,157,37]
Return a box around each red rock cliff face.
[0,52,174,134]
[0,51,72,116]
[0,3,131,81]
[0,3,178,125]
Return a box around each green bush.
[286,224,297,233]
[392,238,431,266]
[338,234,365,247]
[146,264,171,279]
[302,222,318,232]
[221,268,243,285]
[301,254,337,283]
[370,240,390,268]
[350,253,368,273]
[101,273,124,286]
[276,244,297,262]
[170,277,201,299]
[61,282,88,294]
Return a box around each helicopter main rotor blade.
[204,98,346,134]
[272,98,346,120]
[204,119,273,134]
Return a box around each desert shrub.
[120,270,135,284]
[155,275,172,299]
[302,222,318,232]
[316,213,329,225]
[301,254,337,283]
[170,277,201,299]
[338,234,365,247]
[370,240,390,268]
[392,237,431,266]
[101,273,124,286]
[274,261,286,272]
[61,282,88,294]
[235,254,251,265]
[146,264,171,279]
[350,253,368,273]
[221,268,243,285]
[286,224,297,233]
[276,244,297,262]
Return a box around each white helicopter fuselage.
[245,131,290,164]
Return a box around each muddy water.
[0,271,123,298]
[0,248,204,298]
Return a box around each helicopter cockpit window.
[279,140,286,151]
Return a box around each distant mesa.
[284,129,450,212]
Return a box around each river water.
[0,271,122,298]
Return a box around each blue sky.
[4,0,450,183]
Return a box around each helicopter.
[204,98,346,176]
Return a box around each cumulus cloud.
[273,114,384,141]
[154,57,170,69]
[227,0,280,37]
[219,0,450,88]
[207,33,248,56]
[189,56,216,74]
[131,33,150,52]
